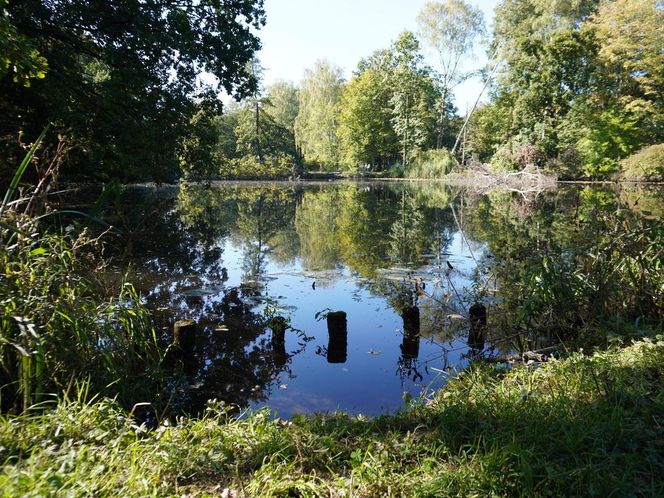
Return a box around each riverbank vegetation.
[153,0,664,181]
[2,0,664,495]
[1,339,662,496]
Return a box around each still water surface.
[100,181,663,417]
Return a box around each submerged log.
[326,311,347,364]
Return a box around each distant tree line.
[2,0,661,182]
[183,29,473,179]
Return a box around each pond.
[87,180,664,418]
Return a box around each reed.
[0,131,161,413]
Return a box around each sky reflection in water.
[125,182,490,417]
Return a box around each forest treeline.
[1,0,663,183]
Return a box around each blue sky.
[256,0,499,110]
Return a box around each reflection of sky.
[212,230,483,418]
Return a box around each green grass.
[1,339,662,497]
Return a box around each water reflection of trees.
[462,186,664,352]
[82,181,663,414]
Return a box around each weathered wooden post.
[401,306,420,359]
[269,316,288,368]
[173,319,197,374]
[173,319,197,355]
[468,303,487,351]
[326,311,347,364]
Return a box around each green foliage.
[1,339,662,495]
[620,144,664,182]
[404,148,459,178]
[480,0,663,180]
[294,60,343,170]
[465,187,664,350]
[0,0,265,182]
[576,108,642,177]
[0,0,47,86]
[467,101,511,162]
[0,225,161,412]
[337,31,442,172]
[178,107,221,178]
[221,154,294,179]
[337,68,398,170]
[0,145,161,412]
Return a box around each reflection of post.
[326,311,348,364]
[401,306,420,359]
[269,316,288,368]
[468,303,487,351]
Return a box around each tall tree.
[294,60,343,170]
[0,0,265,182]
[264,81,301,163]
[337,68,397,169]
[417,0,485,148]
[389,32,439,166]
[338,32,440,170]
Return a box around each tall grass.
[0,131,161,412]
[0,339,662,496]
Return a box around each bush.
[489,142,518,172]
[546,146,584,180]
[0,224,162,413]
[1,138,161,413]
[515,143,545,168]
[620,143,664,182]
[221,153,295,179]
[404,149,458,179]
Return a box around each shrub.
[404,149,458,179]
[221,154,295,179]
[489,142,518,172]
[1,136,161,413]
[515,143,545,168]
[620,143,664,182]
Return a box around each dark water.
[89,181,664,418]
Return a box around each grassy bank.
[1,339,662,497]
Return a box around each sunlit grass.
[1,339,662,497]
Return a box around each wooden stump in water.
[269,316,288,368]
[468,303,487,351]
[326,311,347,364]
[401,306,421,359]
[173,319,197,356]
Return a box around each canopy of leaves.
[0,0,265,182]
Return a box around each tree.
[337,68,397,169]
[337,32,439,170]
[389,32,439,166]
[417,0,485,147]
[294,60,343,170]
[0,0,265,182]
[588,0,664,145]
[264,81,301,164]
[0,0,47,86]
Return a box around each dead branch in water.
[448,163,557,199]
